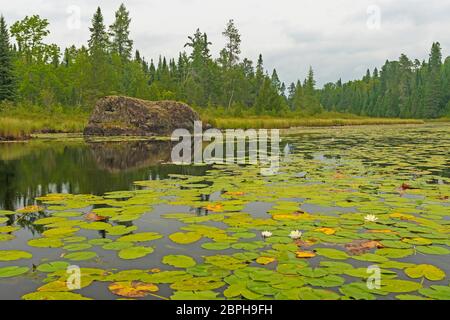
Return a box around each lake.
[0,124,449,300]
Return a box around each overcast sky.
[1,0,449,86]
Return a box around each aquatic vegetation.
[289,230,303,240]
[0,124,449,300]
[261,231,273,238]
[109,281,159,298]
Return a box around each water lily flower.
[261,231,273,238]
[364,214,378,222]
[289,230,302,240]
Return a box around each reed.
[0,114,88,140]
[204,116,424,129]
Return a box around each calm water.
[0,125,449,300]
[0,139,209,211]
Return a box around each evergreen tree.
[109,3,133,60]
[86,7,112,100]
[423,42,443,118]
[271,69,282,94]
[219,19,241,68]
[88,7,109,53]
[0,15,15,101]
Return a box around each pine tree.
[302,67,322,115]
[424,42,443,118]
[271,69,282,94]
[109,3,133,60]
[219,19,241,69]
[88,7,109,54]
[0,15,15,101]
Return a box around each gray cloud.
[1,0,449,86]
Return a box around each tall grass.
[204,116,424,129]
[0,117,35,140]
[0,103,89,140]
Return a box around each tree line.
[321,43,450,118]
[0,4,448,118]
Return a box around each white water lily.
[364,214,378,222]
[261,231,273,238]
[289,230,302,240]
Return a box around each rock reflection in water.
[87,140,173,173]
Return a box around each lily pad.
[162,255,196,268]
[405,264,446,281]
[169,232,201,244]
[0,250,32,261]
[0,266,30,278]
[28,238,64,248]
[171,290,221,300]
[118,246,154,260]
[117,232,163,243]
[201,242,231,250]
[36,261,70,273]
[109,281,159,298]
[380,279,422,293]
[315,248,349,260]
[64,251,98,261]
[22,292,91,300]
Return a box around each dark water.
[0,125,449,300]
[0,139,209,211]
[0,138,215,299]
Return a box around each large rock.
[84,96,200,136]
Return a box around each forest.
[0,4,449,119]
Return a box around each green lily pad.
[117,232,163,243]
[22,292,92,300]
[42,227,79,238]
[28,238,64,248]
[298,287,341,300]
[418,286,450,300]
[63,243,93,251]
[0,217,9,224]
[416,246,450,255]
[36,261,70,273]
[102,241,134,251]
[376,248,414,258]
[107,225,138,236]
[171,290,221,300]
[0,234,14,241]
[405,264,446,281]
[169,232,201,244]
[64,251,97,261]
[339,283,379,300]
[0,226,19,233]
[380,279,422,293]
[88,238,113,246]
[118,246,154,260]
[0,266,30,278]
[201,242,231,250]
[170,276,225,291]
[162,255,196,268]
[34,217,67,225]
[315,248,350,260]
[0,250,32,261]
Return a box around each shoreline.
[0,119,448,142]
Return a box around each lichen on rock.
[84,96,200,136]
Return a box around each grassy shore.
[0,111,88,140]
[203,115,425,129]
[1,106,447,141]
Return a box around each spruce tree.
[271,69,282,94]
[424,42,443,118]
[88,7,111,98]
[109,3,133,60]
[220,19,241,69]
[0,15,15,101]
[88,7,109,53]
